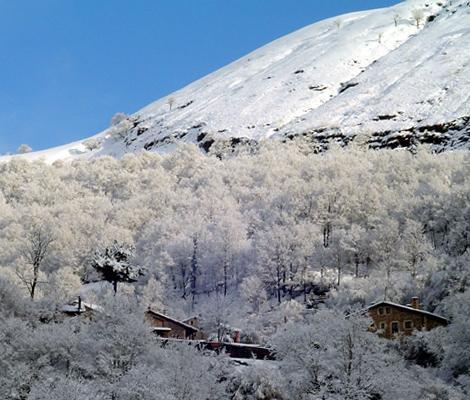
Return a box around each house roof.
[368,301,448,324]
[61,300,102,314]
[147,308,199,333]
[182,316,199,323]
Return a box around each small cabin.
[146,308,200,340]
[368,297,447,339]
[61,297,100,319]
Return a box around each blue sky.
[0,0,399,153]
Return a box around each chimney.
[233,330,241,344]
[411,297,420,310]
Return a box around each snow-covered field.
[2,0,468,163]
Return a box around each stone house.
[145,308,202,340]
[368,297,448,339]
[182,316,200,329]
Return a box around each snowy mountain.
[4,0,469,163]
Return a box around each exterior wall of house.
[368,304,445,339]
[61,308,96,321]
[145,312,196,339]
[152,329,172,338]
[183,317,199,328]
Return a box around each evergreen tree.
[91,242,144,293]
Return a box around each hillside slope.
[3,0,469,163]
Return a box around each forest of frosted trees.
[0,141,469,399]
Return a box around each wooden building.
[182,316,200,329]
[368,297,448,339]
[201,341,274,360]
[61,297,100,319]
[145,308,201,340]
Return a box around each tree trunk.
[223,257,228,297]
[282,270,287,295]
[113,280,118,294]
[345,333,353,381]
[30,263,39,300]
[365,256,371,278]
[190,235,199,310]
[323,223,331,248]
[323,202,332,248]
[180,262,187,299]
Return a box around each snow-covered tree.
[109,117,132,139]
[412,9,425,28]
[91,242,144,293]
[167,97,175,111]
[110,112,127,126]
[393,13,400,27]
[430,289,470,389]
[17,144,32,154]
[50,266,82,302]
[402,220,432,280]
[241,276,267,313]
[273,311,421,399]
[83,138,101,151]
[280,299,304,323]
[141,276,165,311]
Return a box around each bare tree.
[393,13,400,27]
[190,235,199,310]
[16,225,54,299]
[167,97,175,111]
[412,9,425,28]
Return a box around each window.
[379,322,386,331]
[391,322,399,335]
[404,320,413,330]
[385,307,391,314]
[378,307,385,315]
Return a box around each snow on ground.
[0,138,91,164]
[1,0,468,163]
[285,0,470,149]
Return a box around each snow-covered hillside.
[3,0,469,162]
